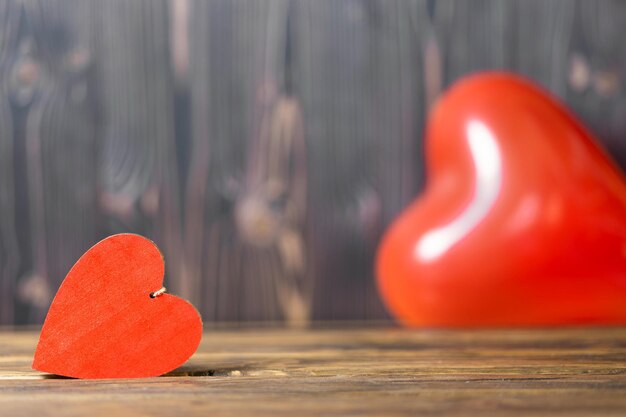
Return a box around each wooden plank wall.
[1,0,625,325]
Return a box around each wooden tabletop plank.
[1,327,626,416]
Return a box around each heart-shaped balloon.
[32,234,202,378]
[377,72,626,327]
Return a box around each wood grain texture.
[2,0,626,325]
[0,1,19,325]
[3,327,626,416]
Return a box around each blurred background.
[0,0,625,325]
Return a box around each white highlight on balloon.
[416,119,503,262]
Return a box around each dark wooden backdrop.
[1,0,625,325]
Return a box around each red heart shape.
[32,234,202,378]
[377,72,626,327]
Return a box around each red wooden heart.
[32,234,202,378]
[377,72,626,327]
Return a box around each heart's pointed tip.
[31,342,57,375]
[31,337,45,370]
[31,357,40,372]
[31,354,53,376]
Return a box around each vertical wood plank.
[16,0,98,322]
[0,1,20,324]
[93,0,184,299]
[433,0,515,83]
[565,0,626,169]
[290,0,429,320]
[187,0,311,322]
[513,0,574,96]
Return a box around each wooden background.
[1,0,625,325]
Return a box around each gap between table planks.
[1,326,626,416]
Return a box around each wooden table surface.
[2,326,626,416]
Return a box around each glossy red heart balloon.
[377,72,626,327]
[33,234,202,378]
